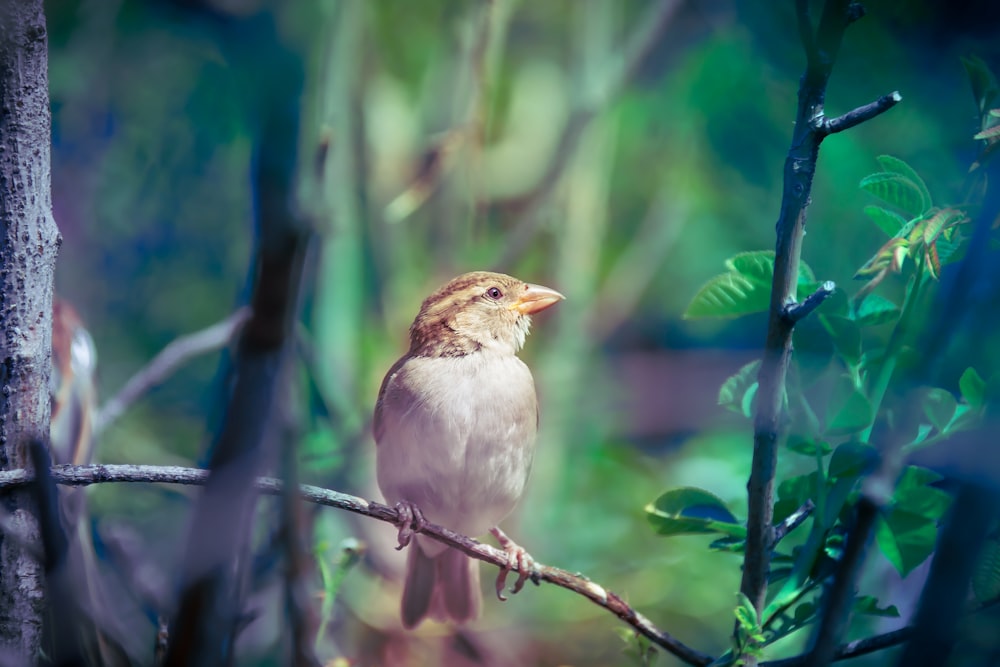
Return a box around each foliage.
[657,60,1000,658]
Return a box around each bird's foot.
[393,501,427,550]
[490,526,535,601]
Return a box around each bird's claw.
[393,501,426,550]
[490,526,535,601]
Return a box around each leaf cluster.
[657,77,1000,655]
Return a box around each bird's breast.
[375,352,538,537]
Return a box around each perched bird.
[374,271,564,628]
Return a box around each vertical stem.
[0,0,61,657]
[738,1,856,662]
[858,256,926,443]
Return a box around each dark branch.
[820,92,902,136]
[783,281,835,323]
[0,463,715,667]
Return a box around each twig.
[783,282,835,323]
[820,92,902,136]
[772,500,815,546]
[494,0,682,269]
[94,308,251,437]
[740,2,898,663]
[0,463,715,667]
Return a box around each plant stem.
[858,254,927,444]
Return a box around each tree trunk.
[0,0,60,658]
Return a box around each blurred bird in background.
[50,298,131,665]
[374,271,563,629]
[51,298,98,468]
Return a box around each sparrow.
[50,299,133,665]
[51,298,98,468]
[374,271,564,628]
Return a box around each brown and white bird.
[374,271,563,628]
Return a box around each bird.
[374,271,564,628]
[51,298,98,469]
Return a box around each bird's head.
[408,271,564,357]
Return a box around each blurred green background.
[45,0,1000,664]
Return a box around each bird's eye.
[485,286,503,300]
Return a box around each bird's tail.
[401,545,481,628]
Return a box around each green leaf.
[645,488,745,538]
[853,595,900,618]
[741,383,759,419]
[686,252,819,320]
[863,205,908,237]
[735,592,760,630]
[962,54,1000,116]
[786,435,832,457]
[893,466,951,520]
[828,441,879,481]
[875,466,952,577]
[719,360,761,415]
[960,367,987,409]
[726,250,816,286]
[684,272,769,319]
[876,155,934,213]
[860,172,931,219]
[774,472,819,525]
[921,208,964,245]
[825,380,875,436]
[875,510,938,578]
[726,251,778,286]
[972,535,1000,603]
[915,387,958,433]
[853,294,900,327]
[820,315,862,366]
[793,600,817,624]
[944,403,979,435]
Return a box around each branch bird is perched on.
[374,271,564,628]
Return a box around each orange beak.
[513,283,565,315]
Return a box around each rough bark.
[0,0,60,658]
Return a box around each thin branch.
[772,500,815,546]
[0,463,715,667]
[783,281,836,323]
[494,0,682,269]
[763,626,912,667]
[820,92,902,136]
[94,308,251,437]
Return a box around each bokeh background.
[45,0,1000,664]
